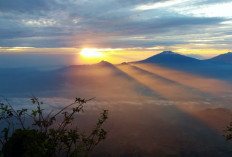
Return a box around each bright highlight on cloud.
[135,0,190,10]
[22,19,57,26]
[175,2,232,18]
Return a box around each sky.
[0,0,232,65]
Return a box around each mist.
[1,60,232,156]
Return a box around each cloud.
[175,1,232,18]
[22,19,57,27]
[0,0,231,53]
[134,0,190,10]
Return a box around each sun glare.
[80,48,105,58]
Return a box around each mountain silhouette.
[208,52,232,63]
[137,51,199,64]
[60,60,114,71]
[131,51,232,80]
[95,60,115,67]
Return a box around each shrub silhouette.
[225,122,232,141]
[0,96,108,157]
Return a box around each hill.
[208,52,232,63]
[138,51,200,65]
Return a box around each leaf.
[31,98,36,104]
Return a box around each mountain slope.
[138,51,199,64]
[208,52,232,63]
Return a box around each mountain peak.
[96,60,113,66]
[160,51,176,55]
[137,51,198,64]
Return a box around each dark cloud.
[0,0,230,49]
[0,0,51,14]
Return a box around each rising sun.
[80,48,105,58]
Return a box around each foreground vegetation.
[0,96,108,157]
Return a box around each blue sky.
[0,0,232,63]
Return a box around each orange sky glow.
[0,46,231,64]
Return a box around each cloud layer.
[0,0,231,53]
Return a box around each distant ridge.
[59,60,114,71]
[208,52,232,63]
[137,51,199,64]
[95,60,114,67]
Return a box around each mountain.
[60,60,114,71]
[0,60,160,98]
[208,52,232,63]
[95,60,114,67]
[133,51,232,80]
[137,51,200,64]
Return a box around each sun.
[80,48,105,58]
